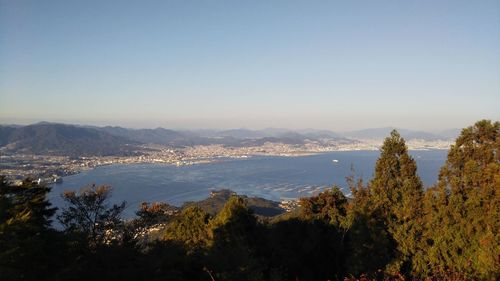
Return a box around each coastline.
[0,141,450,186]
[47,149,449,219]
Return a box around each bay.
[49,150,448,217]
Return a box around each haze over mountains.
[341,127,461,141]
[0,122,460,156]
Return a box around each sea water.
[49,150,448,217]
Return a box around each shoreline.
[1,147,449,186]
[45,149,449,219]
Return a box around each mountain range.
[341,127,461,141]
[0,122,459,156]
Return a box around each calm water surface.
[49,150,448,217]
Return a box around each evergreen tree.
[299,186,349,227]
[207,196,264,280]
[417,120,499,280]
[162,205,211,252]
[0,177,60,281]
[370,130,424,274]
[265,217,345,281]
[347,130,424,276]
[346,175,396,276]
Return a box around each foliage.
[264,218,346,281]
[0,177,61,281]
[299,186,349,227]
[346,175,396,276]
[207,196,264,280]
[135,201,178,227]
[416,120,499,280]
[58,184,126,246]
[345,130,424,276]
[162,205,212,251]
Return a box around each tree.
[345,176,394,276]
[299,186,349,227]
[58,184,126,247]
[347,130,424,276]
[0,177,56,231]
[207,196,264,280]
[136,201,178,228]
[265,217,346,281]
[369,130,424,274]
[162,206,212,251]
[0,177,60,281]
[417,120,499,279]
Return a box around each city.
[0,137,453,185]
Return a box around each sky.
[0,0,499,131]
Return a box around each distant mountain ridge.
[97,126,188,145]
[97,126,349,147]
[0,122,459,156]
[342,127,457,140]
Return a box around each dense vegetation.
[0,120,498,281]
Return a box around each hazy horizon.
[0,118,472,133]
[1,1,499,131]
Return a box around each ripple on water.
[50,150,448,218]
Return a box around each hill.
[98,126,189,145]
[97,126,344,147]
[183,189,285,217]
[0,123,140,156]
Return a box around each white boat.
[332,159,339,163]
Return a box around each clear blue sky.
[1,0,499,130]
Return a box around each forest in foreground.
[0,120,498,281]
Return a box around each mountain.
[2,123,344,155]
[97,126,345,147]
[0,126,17,146]
[0,123,140,156]
[260,128,293,136]
[3,122,458,157]
[192,128,346,143]
[195,128,306,139]
[233,131,319,147]
[98,126,187,144]
[216,129,269,139]
[432,128,461,140]
[297,129,343,139]
[343,127,447,140]
[97,126,245,147]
